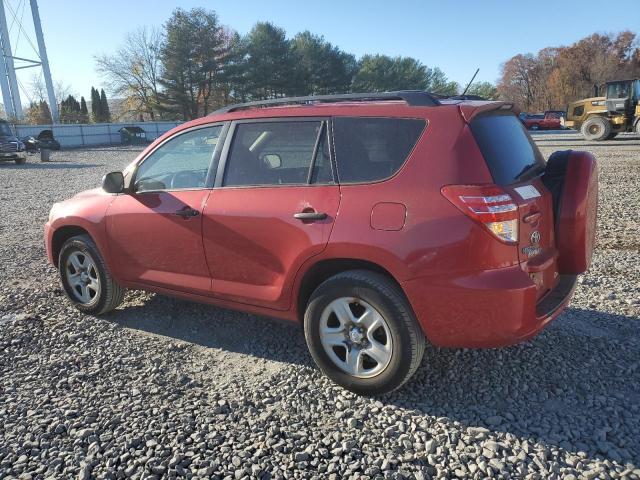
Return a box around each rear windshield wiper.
[515,163,545,182]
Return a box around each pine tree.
[91,87,101,122]
[80,96,89,123]
[100,89,111,122]
[159,8,229,119]
[39,101,52,124]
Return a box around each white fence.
[14,121,182,148]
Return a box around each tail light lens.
[441,184,519,243]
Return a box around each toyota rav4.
[44,91,598,395]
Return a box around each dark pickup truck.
[0,120,27,164]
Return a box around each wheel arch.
[51,225,92,267]
[295,257,408,322]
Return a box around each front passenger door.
[107,125,224,294]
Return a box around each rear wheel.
[59,234,125,314]
[14,157,25,165]
[529,123,540,131]
[582,116,611,141]
[304,270,425,395]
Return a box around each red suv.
[44,92,598,394]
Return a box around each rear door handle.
[293,211,327,221]
[174,207,200,219]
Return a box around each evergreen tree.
[90,87,101,122]
[40,101,52,124]
[351,55,458,94]
[80,96,89,123]
[464,81,498,100]
[100,89,111,122]
[243,22,292,99]
[59,95,82,123]
[159,8,229,119]
[290,31,356,95]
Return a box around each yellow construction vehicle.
[564,79,640,140]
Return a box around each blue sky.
[8,0,639,103]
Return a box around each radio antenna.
[461,68,480,96]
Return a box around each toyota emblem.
[530,231,541,244]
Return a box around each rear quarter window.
[470,113,545,186]
[333,117,425,183]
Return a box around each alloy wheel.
[319,297,393,378]
[65,251,101,304]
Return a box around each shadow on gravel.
[0,162,101,169]
[104,296,639,464]
[386,306,640,464]
[72,147,145,152]
[535,136,640,142]
[541,143,640,148]
[104,293,311,367]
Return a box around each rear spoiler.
[459,101,520,123]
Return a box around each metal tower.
[0,0,58,122]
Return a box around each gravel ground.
[0,132,639,479]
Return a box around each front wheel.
[581,116,611,141]
[304,270,425,395]
[59,234,125,314]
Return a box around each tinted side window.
[223,121,326,187]
[470,113,545,186]
[135,126,222,192]
[333,117,425,183]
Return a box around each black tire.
[581,116,611,141]
[304,270,425,395]
[606,132,618,140]
[14,157,25,165]
[529,123,540,131]
[59,234,125,315]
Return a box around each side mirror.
[102,171,125,193]
[262,153,282,169]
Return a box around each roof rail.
[211,90,441,114]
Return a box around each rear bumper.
[402,267,577,348]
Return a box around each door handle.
[174,207,200,219]
[293,211,327,221]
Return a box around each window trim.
[330,116,427,186]
[130,122,229,194]
[215,117,334,189]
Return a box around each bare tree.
[95,26,164,120]
[498,31,640,111]
[30,75,72,106]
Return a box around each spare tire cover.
[551,151,598,274]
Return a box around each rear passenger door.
[202,118,339,310]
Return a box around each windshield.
[606,82,630,99]
[0,122,12,136]
[470,113,546,185]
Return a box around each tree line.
[24,87,111,124]
[95,7,487,121]
[498,31,640,112]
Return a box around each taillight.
[441,184,519,243]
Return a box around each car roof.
[170,92,517,134]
